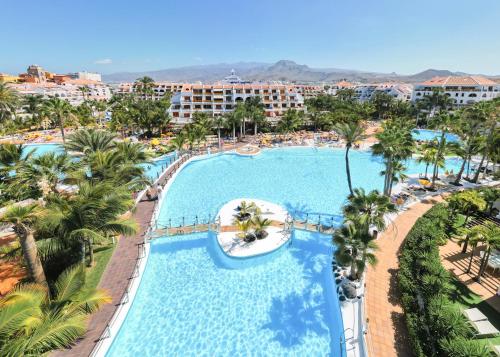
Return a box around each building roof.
[420,76,497,86]
[335,80,354,88]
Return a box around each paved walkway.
[440,240,500,313]
[365,196,443,357]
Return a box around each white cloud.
[94,58,112,65]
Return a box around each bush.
[398,203,482,357]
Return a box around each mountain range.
[102,60,499,84]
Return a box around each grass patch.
[449,277,500,348]
[85,244,116,290]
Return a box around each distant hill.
[102,60,498,84]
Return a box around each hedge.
[398,204,490,357]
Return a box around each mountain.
[102,60,498,84]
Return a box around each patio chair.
[470,319,500,338]
[463,307,488,322]
[492,345,500,356]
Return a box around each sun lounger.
[463,308,488,322]
[470,320,500,338]
[492,345,500,356]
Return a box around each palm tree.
[343,188,397,235]
[23,94,44,128]
[333,218,378,280]
[446,190,486,253]
[459,225,489,274]
[417,142,437,179]
[169,133,187,154]
[335,121,366,195]
[417,88,453,118]
[0,264,111,356]
[16,152,75,196]
[475,222,500,283]
[252,214,272,239]
[78,85,91,102]
[41,97,75,143]
[371,118,415,196]
[213,116,225,150]
[307,109,326,132]
[472,101,498,183]
[0,204,47,285]
[0,82,19,123]
[44,182,138,266]
[134,76,155,99]
[381,161,408,195]
[277,109,304,135]
[223,111,240,144]
[428,112,456,186]
[113,141,150,164]
[244,96,266,135]
[64,128,117,155]
[0,143,34,176]
[233,103,246,137]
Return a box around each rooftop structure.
[412,76,499,106]
[220,69,251,84]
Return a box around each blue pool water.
[157,147,462,226]
[105,147,463,356]
[21,144,176,180]
[412,129,459,142]
[106,230,344,357]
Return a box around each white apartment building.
[10,82,112,106]
[412,76,499,106]
[115,82,183,100]
[169,83,304,124]
[354,83,413,102]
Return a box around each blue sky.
[2,0,499,75]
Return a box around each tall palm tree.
[44,182,138,266]
[244,96,266,135]
[213,116,225,150]
[371,118,414,196]
[0,204,47,285]
[417,142,437,179]
[277,109,304,135]
[418,88,453,118]
[223,111,240,144]
[0,264,111,356]
[472,101,498,183]
[427,112,456,185]
[343,188,397,234]
[78,85,91,102]
[475,222,500,283]
[333,218,377,280]
[41,97,75,143]
[381,161,408,195]
[335,121,366,195]
[0,82,19,123]
[134,76,155,99]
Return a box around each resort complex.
[1,1,500,356]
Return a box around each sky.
[2,0,500,75]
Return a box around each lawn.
[85,243,116,290]
[449,278,500,349]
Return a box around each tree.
[169,133,187,154]
[371,118,415,196]
[417,142,437,179]
[44,182,138,266]
[343,188,397,234]
[370,92,395,120]
[0,264,111,356]
[78,85,91,102]
[307,108,328,132]
[213,116,225,150]
[0,82,19,123]
[334,121,366,195]
[223,111,240,143]
[446,191,486,253]
[244,96,266,135]
[428,112,457,186]
[23,94,45,129]
[41,97,75,143]
[417,88,453,118]
[336,88,356,102]
[474,222,500,283]
[472,101,498,183]
[0,204,47,286]
[134,76,155,99]
[333,217,377,280]
[276,109,304,135]
[64,128,117,155]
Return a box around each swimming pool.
[412,129,459,142]
[22,143,176,180]
[157,147,462,226]
[105,147,462,356]
[106,230,344,357]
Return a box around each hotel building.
[412,76,499,106]
[354,83,413,102]
[169,83,305,124]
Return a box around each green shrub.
[398,203,482,356]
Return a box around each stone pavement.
[365,196,443,357]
